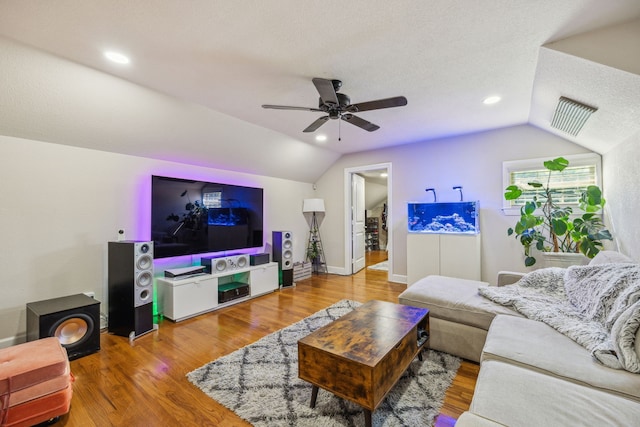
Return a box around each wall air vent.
[550,96,598,137]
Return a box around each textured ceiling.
[0,1,639,182]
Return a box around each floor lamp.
[303,198,327,274]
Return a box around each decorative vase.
[541,252,589,268]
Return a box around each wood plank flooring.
[59,251,478,426]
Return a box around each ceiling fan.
[262,78,407,133]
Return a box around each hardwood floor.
[60,252,478,426]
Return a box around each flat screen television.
[151,175,264,259]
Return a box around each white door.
[351,174,366,273]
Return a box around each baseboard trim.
[315,265,407,284]
[327,266,349,275]
[0,333,26,349]
[391,274,407,284]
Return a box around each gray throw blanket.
[479,263,640,373]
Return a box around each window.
[502,153,602,215]
[202,191,222,208]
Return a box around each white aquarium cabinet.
[407,201,481,285]
[407,233,481,285]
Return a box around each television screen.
[151,176,264,259]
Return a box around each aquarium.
[208,207,249,226]
[408,201,479,234]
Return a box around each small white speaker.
[214,257,229,272]
[202,254,250,273]
[228,254,249,270]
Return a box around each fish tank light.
[408,201,479,234]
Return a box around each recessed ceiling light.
[315,135,327,142]
[483,95,501,105]
[380,172,388,178]
[104,51,130,64]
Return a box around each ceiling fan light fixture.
[315,134,327,142]
[551,96,597,136]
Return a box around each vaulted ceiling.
[1,1,639,182]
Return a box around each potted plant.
[504,157,613,267]
[306,239,323,273]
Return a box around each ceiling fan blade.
[312,78,339,105]
[262,104,323,112]
[303,116,330,133]
[341,114,380,132]
[348,96,407,112]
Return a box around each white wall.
[6,124,634,346]
[314,124,592,283]
[603,131,640,261]
[0,135,314,346]
[364,180,387,210]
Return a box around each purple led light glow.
[134,176,152,242]
[141,170,266,265]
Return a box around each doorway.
[344,163,392,280]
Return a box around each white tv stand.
[156,262,279,322]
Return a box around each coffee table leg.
[364,409,372,427]
[310,385,319,408]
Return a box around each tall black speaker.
[272,231,294,287]
[26,293,101,360]
[108,241,155,339]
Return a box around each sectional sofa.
[398,250,640,426]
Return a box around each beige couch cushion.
[482,315,640,402]
[471,360,640,427]
[398,275,521,330]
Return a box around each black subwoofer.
[26,293,101,360]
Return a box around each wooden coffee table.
[298,300,430,426]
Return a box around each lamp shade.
[302,198,325,213]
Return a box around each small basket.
[293,261,312,281]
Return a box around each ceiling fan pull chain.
[339,117,342,141]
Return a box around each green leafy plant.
[306,241,319,261]
[504,157,613,267]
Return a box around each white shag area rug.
[187,299,461,427]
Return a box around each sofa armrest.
[496,271,525,286]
